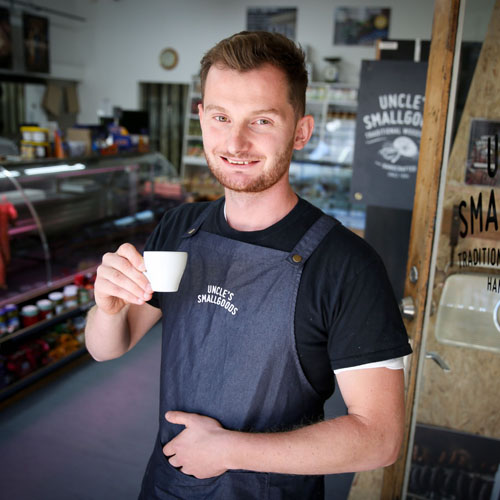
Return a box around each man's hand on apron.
[163,411,232,479]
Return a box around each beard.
[204,139,295,193]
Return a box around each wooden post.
[380,0,461,498]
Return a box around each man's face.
[198,64,310,193]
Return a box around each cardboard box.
[65,85,80,114]
[43,84,62,116]
[66,128,92,156]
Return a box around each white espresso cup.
[143,251,188,292]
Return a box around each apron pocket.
[268,472,324,500]
[223,470,269,499]
[154,439,270,499]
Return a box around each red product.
[74,273,86,287]
[0,199,18,289]
[21,305,39,328]
[6,339,50,378]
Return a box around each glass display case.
[181,78,223,199]
[295,82,358,165]
[289,162,365,232]
[291,82,365,233]
[0,152,183,400]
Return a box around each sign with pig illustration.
[350,60,428,210]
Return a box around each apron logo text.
[197,285,239,316]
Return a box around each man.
[85,31,412,499]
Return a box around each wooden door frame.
[381,0,462,497]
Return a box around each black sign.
[0,8,12,69]
[350,60,428,210]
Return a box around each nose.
[226,123,250,155]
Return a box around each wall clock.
[160,48,178,70]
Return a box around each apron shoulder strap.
[180,199,223,239]
[287,215,339,266]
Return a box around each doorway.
[404,0,499,497]
[140,82,188,173]
[377,1,499,498]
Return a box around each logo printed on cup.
[143,251,188,292]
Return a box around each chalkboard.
[350,60,428,210]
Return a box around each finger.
[167,455,181,468]
[103,250,150,289]
[96,267,149,305]
[101,252,152,295]
[163,442,172,457]
[116,243,146,272]
[165,410,198,426]
[96,276,149,306]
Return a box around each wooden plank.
[380,0,461,498]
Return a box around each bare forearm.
[85,304,131,361]
[164,370,405,479]
[224,414,402,475]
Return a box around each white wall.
[32,0,494,125]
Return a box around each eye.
[255,118,271,125]
[214,115,228,122]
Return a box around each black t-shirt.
[144,197,412,399]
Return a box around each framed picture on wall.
[465,118,500,187]
[23,12,50,73]
[0,8,13,69]
[246,7,297,40]
[334,7,391,46]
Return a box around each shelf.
[291,157,353,168]
[8,219,38,237]
[327,99,358,108]
[306,100,326,106]
[183,156,207,166]
[0,301,94,345]
[0,152,178,402]
[0,262,98,308]
[0,346,89,402]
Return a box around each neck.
[224,180,298,232]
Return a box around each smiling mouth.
[220,156,260,166]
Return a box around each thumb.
[165,410,198,426]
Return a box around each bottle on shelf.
[63,285,79,310]
[21,305,39,328]
[48,291,64,315]
[36,299,54,320]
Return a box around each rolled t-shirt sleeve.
[327,255,412,371]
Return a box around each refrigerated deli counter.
[0,152,183,401]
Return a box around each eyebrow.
[203,104,282,117]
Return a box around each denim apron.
[140,204,338,499]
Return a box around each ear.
[197,102,205,134]
[293,115,314,151]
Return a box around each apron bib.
[140,205,337,499]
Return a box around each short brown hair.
[199,31,308,117]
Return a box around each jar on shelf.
[5,304,20,333]
[63,285,79,310]
[36,299,54,320]
[72,316,86,344]
[78,287,90,305]
[48,291,64,315]
[0,307,6,335]
[21,305,39,328]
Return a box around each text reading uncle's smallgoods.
[197,285,239,316]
